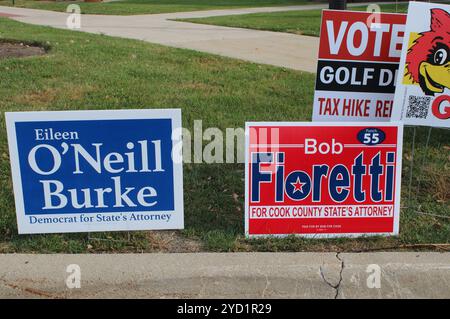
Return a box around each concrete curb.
[0,252,448,298]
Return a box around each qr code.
[406,96,431,119]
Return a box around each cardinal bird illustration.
[405,8,450,96]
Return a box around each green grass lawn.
[179,3,409,37]
[0,0,316,15]
[0,18,448,253]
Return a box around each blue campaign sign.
[5,109,183,234]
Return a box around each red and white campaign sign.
[313,10,406,122]
[245,122,403,238]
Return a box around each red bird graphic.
[406,8,450,96]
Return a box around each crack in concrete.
[319,252,345,299]
[261,273,270,298]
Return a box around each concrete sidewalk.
[0,5,321,72]
[0,2,391,72]
[0,252,448,298]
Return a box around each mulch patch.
[0,41,47,59]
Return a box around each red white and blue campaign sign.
[6,109,183,234]
[245,122,403,238]
[313,10,406,122]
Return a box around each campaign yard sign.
[392,2,450,128]
[313,10,406,122]
[245,122,403,238]
[5,109,183,234]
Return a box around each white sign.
[392,2,450,127]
